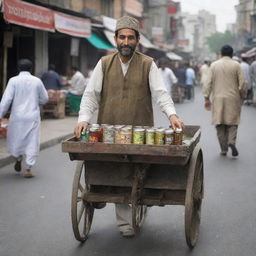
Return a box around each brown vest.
[97,51,153,126]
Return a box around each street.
[0,87,256,256]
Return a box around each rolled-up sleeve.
[78,60,103,123]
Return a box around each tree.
[206,31,235,54]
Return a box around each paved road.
[0,87,256,256]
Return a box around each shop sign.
[54,12,91,38]
[3,0,54,32]
[125,0,142,18]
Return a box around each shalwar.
[0,71,48,168]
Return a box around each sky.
[179,0,239,32]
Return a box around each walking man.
[158,58,177,95]
[185,63,196,100]
[203,45,247,156]
[0,59,48,177]
[74,16,183,237]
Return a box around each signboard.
[125,0,142,17]
[3,0,54,32]
[54,12,91,38]
[167,1,177,14]
[152,26,164,43]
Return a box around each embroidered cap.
[115,16,139,33]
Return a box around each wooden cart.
[62,125,204,248]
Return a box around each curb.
[0,133,73,168]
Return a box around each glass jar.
[165,128,174,145]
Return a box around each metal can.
[80,129,89,142]
[133,128,145,144]
[120,126,132,144]
[89,127,101,142]
[165,128,174,145]
[103,125,115,143]
[114,125,124,144]
[173,128,183,145]
[145,128,155,145]
[155,128,165,145]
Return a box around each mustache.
[120,45,133,50]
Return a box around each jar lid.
[175,128,182,133]
[146,128,155,133]
[156,128,165,132]
[91,123,100,127]
[165,128,174,134]
[134,128,145,132]
[90,127,100,132]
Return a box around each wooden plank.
[84,189,185,206]
[69,153,190,165]
[86,162,188,190]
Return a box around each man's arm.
[149,62,183,130]
[0,79,14,118]
[74,60,103,138]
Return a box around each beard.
[117,45,135,57]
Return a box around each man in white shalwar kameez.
[0,59,48,177]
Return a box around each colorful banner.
[54,12,91,38]
[3,0,54,32]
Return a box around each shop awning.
[140,34,159,49]
[244,47,256,58]
[86,32,115,50]
[104,30,116,47]
[166,52,183,61]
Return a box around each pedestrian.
[199,60,210,87]
[202,45,247,157]
[41,64,62,90]
[249,56,256,104]
[158,58,177,95]
[66,66,86,114]
[175,62,187,100]
[185,62,196,100]
[0,59,48,177]
[240,55,252,105]
[74,16,183,237]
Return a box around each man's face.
[115,29,139,57]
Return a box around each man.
[203,45,247,157]
[185,63,196,100]
[66,66,86,113]
[250,57,256,103]
[199,60,210,87]
[0,59,48,177]
[158,58,177,95]
[74,16,183,237]
[240,55,252,104]
[41,64,62,90]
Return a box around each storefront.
[0,0,92,98]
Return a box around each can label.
[133,129,145,144]
[103,126,115,143]
[146,130,155,145]
[155,131,165,145]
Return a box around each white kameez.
[0,71,48,167]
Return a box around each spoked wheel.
[185,145,204,248]
[71,161,94,242]
[132,204,147,232]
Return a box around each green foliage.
[206,31,235,54]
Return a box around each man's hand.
[204,99,211,111]
[169,114,184,131]
[74,121,89,139]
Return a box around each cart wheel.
[132,204,147,232]
[185,145,204,248]
[71,161,94,242]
